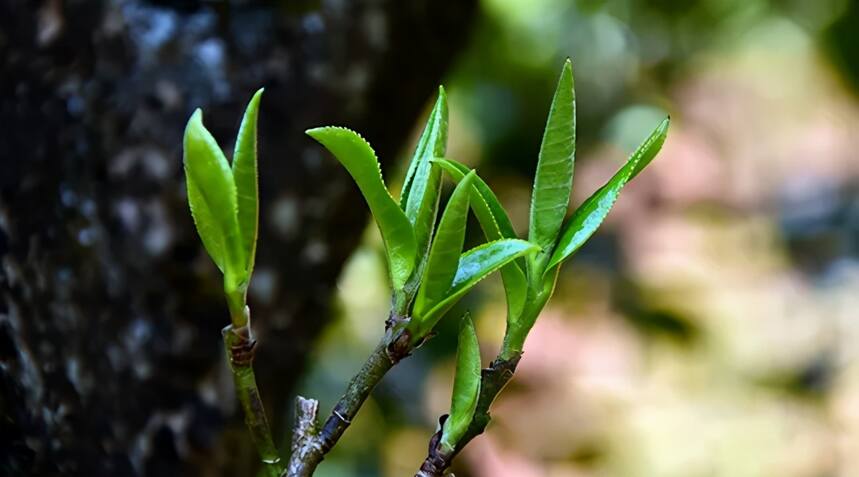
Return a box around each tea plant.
[182,60,668,477]
[413,59,668,476]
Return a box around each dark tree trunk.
[0,1,476,475]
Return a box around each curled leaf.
[440,313,482,453]
[413,171,476,318]
[401,86,448,215]
[400,88,449,303]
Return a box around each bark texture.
[0,0,476,475]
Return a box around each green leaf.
[184,109,243,284]
[413,171,476,318]
[529,59,576,256]
[401,164,442,303]
[432,159,517,239]
[433,158,528,319]
[232,88,263,280]
[401,86,448,214]
[412,239,539,339]
[400,88,448,304]
[546,117,670,272]
[440,313,482,453]
[306,127,417,290]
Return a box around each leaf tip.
[459,310,474,332]
[305,126,327,140]
[247,88,264,111]
[562,57,574,77]
[186,108,204,132]
[184,108,207,151]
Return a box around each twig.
[415,353,522,476]
[222,324,284,477]
[284,312,414,477]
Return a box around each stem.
[500,272,556,360]
[455,353,521,451]
[285,312,413,477]
[413,266,559,473]
[223,324,284,477]
[414,353,522,475]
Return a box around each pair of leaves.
[409,169,538,339]
[184,89,263,296]
[440,314,481,453]
[308,89,538,340]
[433,60,669,336]
[403,90,537,338]
[545,117,670,271]
[527,59,671,278]
[432,159,528,321]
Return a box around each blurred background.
[2,0,859,476]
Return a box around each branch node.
[384,311,414,363]
[224,324,258,366]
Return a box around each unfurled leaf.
[232,88,263,279]
[546,117,669,272]
[306,127,417,290]
[440,314,481,453]
[413,171,476,318]
[184,110,243,283]
[413,239,539,338]
[529,59,576,258]
[433,158,527,319]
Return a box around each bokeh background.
[300,0,859,476]
[2,0,858,476]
